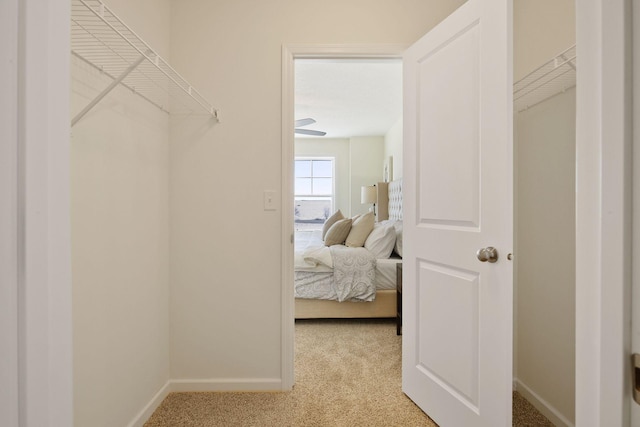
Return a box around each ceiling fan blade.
[295,128,326,136]
[295,118,316,127]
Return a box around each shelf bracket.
[71,52,147,127]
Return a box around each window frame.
[294,156,335,224]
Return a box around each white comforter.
[294,244,334,272]
[294,242,377,302]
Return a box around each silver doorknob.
[476,247,498,263]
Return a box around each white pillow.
[364,223,396,259]
[345,212,375,247]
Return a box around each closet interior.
[68,0,579,425]
[513,45,577,426]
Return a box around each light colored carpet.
[512,391,555,427]
[145,319,553,426]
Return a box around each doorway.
[283,37,578,426]
[281,45,406,390]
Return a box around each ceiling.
[295,59,402,139]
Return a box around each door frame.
[1,0,20,423]
[2,0,73,424]
[575,0,633,424]
[281,44,406,388]
[633,0,640,423]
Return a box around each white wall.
[71,1,171,425]
[384,118,403,180]
[515,88,576,425]
[168,0,465,386]
[513,0,576,81]
[295,138,351,215]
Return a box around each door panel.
[418,261,479,406]
[418,22,480,228]
[402,0,513,426]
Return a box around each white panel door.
[402,0,513,426]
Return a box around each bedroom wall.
[168,0,465,385]
[350,136,385,216]
[295,136,385,217]
[384,118,403,180]
[71,0,171,425]
[295,138,351,216]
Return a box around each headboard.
[376,179,403,221]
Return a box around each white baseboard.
[127,381,172,427]
[514,379,574,427]
[170,378,283,392]
[127,378,285,426]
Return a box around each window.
[294,158,334,230]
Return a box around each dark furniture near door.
[397,263,402,335]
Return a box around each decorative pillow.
[324,218,352,246]
[393,221,403,257]
[364,223,396,259]
[322,210,344,240]
[345,212,375,248]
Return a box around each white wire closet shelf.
[514,45,576,113]
[71,0,218,126]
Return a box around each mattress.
[375,257,402,290]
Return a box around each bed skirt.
[295,289,396,319]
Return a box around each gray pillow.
[322,210,344,240]
[324,218,352,246]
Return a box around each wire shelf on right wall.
[514,45,576,113]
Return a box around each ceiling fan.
[295,118,326,136]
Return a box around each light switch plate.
[264,190,277,210]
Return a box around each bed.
[294,179,403,319]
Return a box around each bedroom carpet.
[144,319,554,426]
